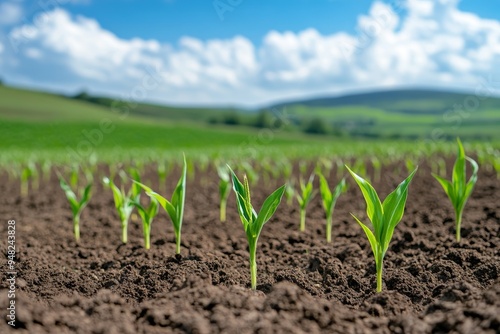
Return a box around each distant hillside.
[0,85,319,154]
[266,88,500,140]
[71,91,236,122]
[1,85,500,141]
[270,89,500,114]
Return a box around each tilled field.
[0,161,499,333]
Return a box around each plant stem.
[376,257,383,293]
[456,212,462,242]
[74,214,80,242]
[121,221,128,244]
[220,201,226,222]
[144,224,150,250]
[326,215,332,243]
[21,181,28,197]
[300,209,306,232]
[249,240,257,290]
[175,230,181,254]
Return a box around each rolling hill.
[0,85,319,158]
[2,84,500,157]
[268,89,500,140]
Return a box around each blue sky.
[45,0,500,43]
[1,0,500,106]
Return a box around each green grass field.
[1,85,499,164]
[0,86,332,162]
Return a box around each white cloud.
[0,2,23,26]
[3,0,500,106]
[25,47,42,59]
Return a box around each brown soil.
[0,161,499,334]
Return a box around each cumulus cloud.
[2,0,500,106]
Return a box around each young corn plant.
[346,165,417,293]
[296,174,315,231]
[371,157,382,183]
[58,173,93,242]
[318,173,346,242]
[103,169,141,244]
[20,162,39,197]
[432,138,478,242]
[284,179,296,207]
[157,160,170,193]
[132,197,159,249]
[494,156,500,180]
[229,167,286,290]
[217,165,231,222]
[134,156,187,254]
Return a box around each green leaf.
[243,175,253,221]
[381,168,417,251]
[432,173,454,199]
[134,180,177,221]
[104,177,123,209]
[147,198,159,220]
[219,181,230,200]
[80,183,93,207]
[332,178,346,203]
[252,184,286,237]
[452,138,466,202]
[217,165,230,182]
[351,214,378,261]
[129,169,142,198]
[229,166,257,223]
[171,155,187,225]
[346,165,383,238]
[318,173,333,211]
[459,156,479,214]
[59,177,80,216]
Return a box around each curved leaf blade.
[253,184,286,237]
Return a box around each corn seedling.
[284,179,295,206]
[157,160,169,193]
[353,158,368,179]
[405,158,417,175]
[335,158,345,179]
[134,156,187,254]
[218,165,231,222]
[432,138,478,242]
[318,173,346,242]
[371,157,382,183]
[41,160,52,183]
[241,161,258,186]
[296,174,315,231]
[58,173,93,242]
[347,165,417,292]
[299,161,308,175]
[103,169,141,244]
[132,197,159,249]
[20,163,37,197]
[229,166,286,290]
[281,159,293,181]
[494,156,500,180]
[316,157,333,177]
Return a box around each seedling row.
[1,140,483,293]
